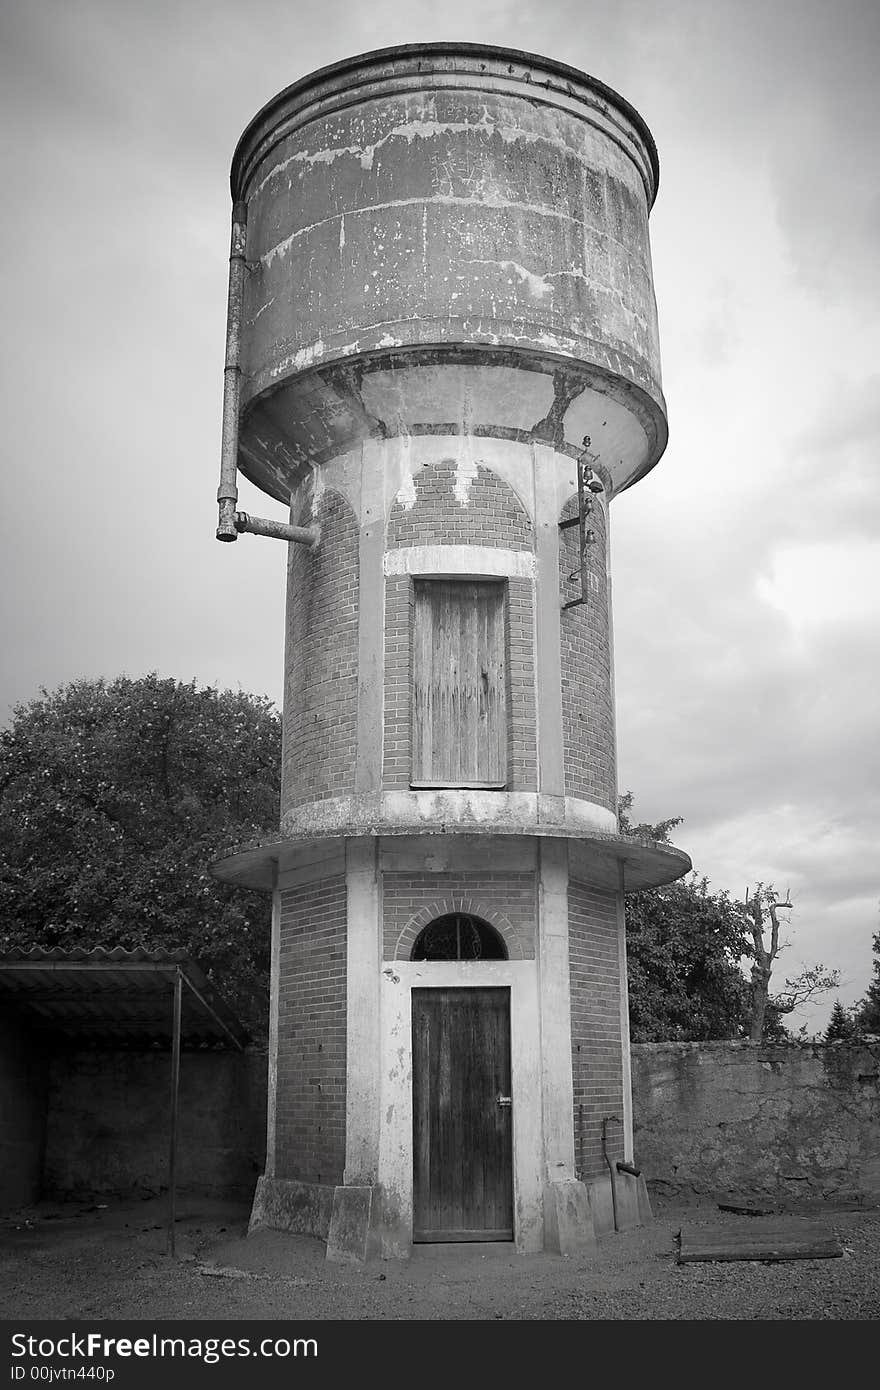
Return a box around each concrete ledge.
[282,791,617,840]
[248,1176,334,1239]
[543,1179,597,1255]
[213,798,690,893]
[326,1186,373,1265]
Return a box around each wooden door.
[412,987,513,1242]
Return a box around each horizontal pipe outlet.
[234,512,320,547]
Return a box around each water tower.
[211,43,690,1260]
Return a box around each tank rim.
[230,41,660,206]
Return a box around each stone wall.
[8,1034,880,1210]
[632,1040,880,1204]
[42,1048,267,1201]
[0,1017,48,1209]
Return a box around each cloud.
[2,0,877,1034]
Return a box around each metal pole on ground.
[168,967,182,1257]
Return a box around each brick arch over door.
[394,899,526,961]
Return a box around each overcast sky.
[2,0,877,1034]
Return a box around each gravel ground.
[2,1193,879,1321]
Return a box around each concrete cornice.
[211,791,691,893]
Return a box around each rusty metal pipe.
[602,1115,622,1232]
[216,200,248,542]
[234,512,320,548]
[616,1160,641,1178]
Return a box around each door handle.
[497,1094,512,1107]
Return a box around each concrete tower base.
[226,827,679,1262]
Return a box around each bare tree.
[741,885,840,1040]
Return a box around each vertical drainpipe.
[216,200,248,542]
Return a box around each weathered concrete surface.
[0,1018,48,1210]
[583,1170,651,1234]
[326,1185,373,1264]
[43,1049,267,1200]
[543,1179,597,1255]
[215,801,689,893]
[249,1175,333,1238]
[231,45,667,499]
[632,1041,880,1204]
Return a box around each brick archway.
[394,897,525,961]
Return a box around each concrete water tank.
[230,43,666,503]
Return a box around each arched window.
[411,912,508,961]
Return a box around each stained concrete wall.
[0,1017,48,1209]
[632,1041,880,1204]
[42,1049,267,1200]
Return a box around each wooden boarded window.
[412,579,507,788]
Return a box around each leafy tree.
[0,675,281,1033]
[824,1000,857,1042]
[619,793,752,1041]
[625,875,753,1042]
[617,791,682,847]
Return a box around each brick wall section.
[507,577,537,790]
[387,460,533,550]
[382,573,412,788]
[568,878,624,1179]
[383,871,536,960]
[384,461,537,790]
[275,877,347,1185]
[282,490,359,812]
[558,494,615,811]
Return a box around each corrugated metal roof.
[0,947,249,1050]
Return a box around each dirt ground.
[2,1192,879,1321]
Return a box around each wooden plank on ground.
[678,1218,843,1264]
[716,1195,776,1216]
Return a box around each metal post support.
[168,968,182,1257]
[559,439,601,610]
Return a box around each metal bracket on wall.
[559,438,603,610]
